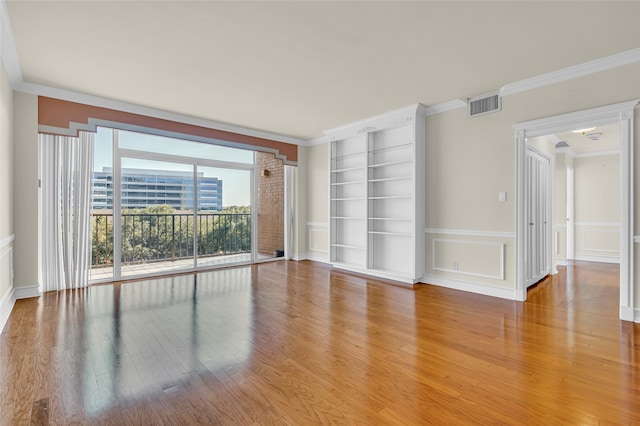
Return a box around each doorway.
[514,100,638,321]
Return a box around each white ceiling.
[5,1,640,140]
[556,123,620,155]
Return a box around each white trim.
[324,104,427,141]
[421,275,522,301]
[306,135,330,146]
[634,236,640,244]
[14,285,41,299]
[306,222,328,227]
[0,234,14,249]
[431,239,505,280]
[424,99,468,117]
[425,228,515,238]
[0,287,15,334]
[553,224,567,229]
[304,253,330,264]
[514,100,638,321]
[573,255,620,264]
[332,263,418,285]
[502,48,640,97]
[574,149,620,159]
[619,306,640,323]
[574,222,620,227]
[513,100,639,137]
[292,253,308,261]
[556,259,568,266]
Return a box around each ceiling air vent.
[555,141,570,148]
[468,92,501,117]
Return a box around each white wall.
[12,92,39,294]
[0,61,14,331]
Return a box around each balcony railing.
[91,212,251,267]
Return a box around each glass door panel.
[90,127,114,281]
[196,166,252,268]
[120,158,195,277]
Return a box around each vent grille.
[469,93,501,117]
[555,141,570,148]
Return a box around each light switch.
[498,192,507,202]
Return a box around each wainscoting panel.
[0,235,15,333]
[575,222,620,262]
[432,239,505,280]
[307,222,329,263]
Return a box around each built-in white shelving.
[327,104,426,284]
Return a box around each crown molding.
[305,135,330,146]
[502,48,640,97]
[324,103,426,140]
[424,99,468,116]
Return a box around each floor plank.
[1,260,638,425]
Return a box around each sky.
[94,127,253,206]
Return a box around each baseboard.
[303,253,330,264]
[0,287,16,334]
[556,259,568,266]
[14,284,42,299]
[573,255,620,264]
[421,274,520,301]
[292,253,308,261]
[620,306,640,323]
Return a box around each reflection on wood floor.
[1,260,638,424]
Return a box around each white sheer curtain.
[40,131,95,291]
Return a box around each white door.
[525,148,551,287]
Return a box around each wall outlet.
[453,261,459,271]
[498,192,507,202]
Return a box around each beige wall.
[293,146,307,258]
[305,143,328,259]
[553,153,570,261]
[12,92,38,289]
[0,62,14,306]
[574,154,620,261]
[423,63,640,294]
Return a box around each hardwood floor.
[1,260,638,425]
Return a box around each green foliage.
[91,204,252,266]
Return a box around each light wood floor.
[1,260,638,425]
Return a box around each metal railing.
[91,212,251,266]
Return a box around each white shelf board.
[368,195,411,200]
[331,197,366,201]
[331,180,366,186]
[331,166,365,173]
[368,176,412,183]
[331,216,366,220]
[368,159,412,168]
[368,231,412,236]
[331,244,366,250]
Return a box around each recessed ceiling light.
[572,127,597,134]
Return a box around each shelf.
[332,151,366,159]
[331,180,365,186]
[368,159,412,168]
[332,166,365,173]
[332,216,366,220]
[368,176,411,183]
[368,195,411,200]
[370,142,412,154]
[369,217,412,221]
[368,231,412,236]
[331,244,366,250]
[331,197,366,201]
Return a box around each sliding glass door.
[90,127,285,282]
[119,158,195,277]
[196,166,252,268]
